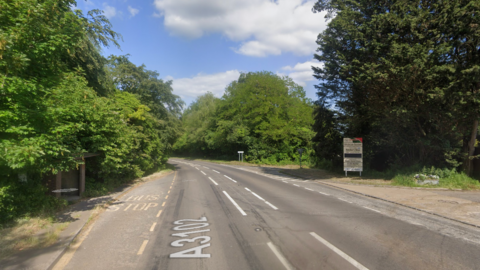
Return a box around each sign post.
[343,138,363,176]
[297,148,304,169]
[238,151,244,162]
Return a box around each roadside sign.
[238,151,244,162]
[344,138,363,175]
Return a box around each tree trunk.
[467,119,479,176]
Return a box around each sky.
[75,0,330,107]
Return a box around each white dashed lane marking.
[223,191,247,216]
[212,170,220,173]
[318,192,330,196]
[305,188,314,191]
[363,206,381,213]
[244,188,278,210]
[293,184,300,187]
[224,175,237,183]
[338,198,352,203]
[310,232,369,270]
[208,177,218,185]
[201,171,206,175]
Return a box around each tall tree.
[312,0,480,171]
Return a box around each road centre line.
[162,202,166,206]
[201,171,206,175]
[165,195,169,199]
[363,206,381,213]
[310,232,368,270]
[318,192,330,196]
[156,209,163,217]
[168,190,170,194]
[208,177,219,185]
[212,170,220,173]
[150,222,157,232]
[137,240,149,255]
[267,242,294,270]
[223,191,247,216]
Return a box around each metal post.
[299,153,302,169]
[79,164,85,196]
[345,171,347,177]
[56,171,62,198]
[241,153,243,162]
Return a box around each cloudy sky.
[76,0,329,106]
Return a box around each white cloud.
[278,60,323,87]
[153,0,329,57]
[128,6,139,17]
[103,3,117,19]
[168,70,241,101]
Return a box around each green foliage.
[175,72,315,164]
[0,1,183,223]
[0,177,67,224]
[312,0,480,173]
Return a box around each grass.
[0,216,70,261]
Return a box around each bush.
[0,177,67,225]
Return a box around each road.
[57,159,480,270]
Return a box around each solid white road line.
[208,177,219,185]
[318,192,330,196]
[363,206,381,213]
[137,240,149,255]
[310,232,369,270]
[338,198,352,203]
[265,201,278,210]
[212,170,220,173]
[223,191,247,216]
[267,242,295,270]
[201,171,206,175]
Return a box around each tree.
[312,0,480,172]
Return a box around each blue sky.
[75,0,329,106]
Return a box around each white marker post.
[238,151,244,162]
[343,138,363,176]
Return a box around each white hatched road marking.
[223,191,247,216]
[363,206,381,213]
[208,177,218,185]
[310,232,369,270]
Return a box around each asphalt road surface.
[58,159,480,270]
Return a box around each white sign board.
[238,151,244,153]
[344,138,363,172]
